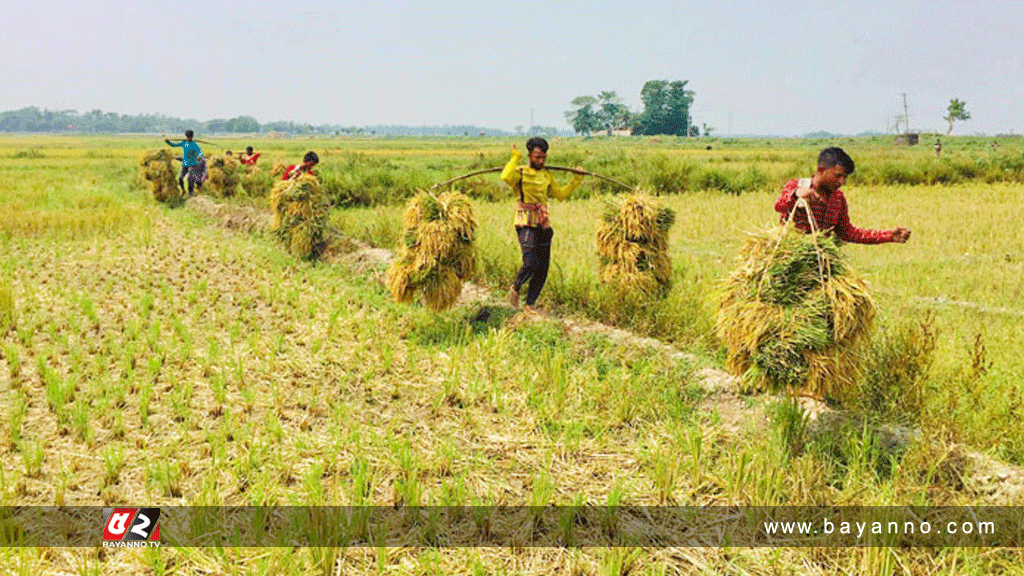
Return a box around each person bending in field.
[239,146,262,166]
[282,151,319,180]
[774,147,911,244]
[500,137,586,313]
[165,130,207,196]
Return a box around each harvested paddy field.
[2,135,1024,574]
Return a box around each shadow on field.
[408,305,517,347]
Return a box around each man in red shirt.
[239,146,262,166]
[774,147,911,244]
[282,151,319,180]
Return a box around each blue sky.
[1,0,1021,135]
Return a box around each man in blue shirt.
[165,130,206,195]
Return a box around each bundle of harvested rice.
[268,173,329,260]
[205,156,240,197]
[139,149,183,205]
[716,225,875,397]
[271,162,289,179]
[386,190,477,311]
[596,192,676,298]
[240,165,274,197]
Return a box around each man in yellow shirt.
[500,137,586,312]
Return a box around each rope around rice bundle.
[206,156,240,197]
[386,190,477,311]
[597,193,676,298]
[716,225,875,397]
[269,173,329,260]
[139,149,183,205]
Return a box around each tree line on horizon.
[0,107,576,138]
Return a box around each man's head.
[302,151,320,170]
[226,150,233,156]
[815,147,854,194]
[526,137,548,169]
[246,146,254,154]
[185,130,194,140]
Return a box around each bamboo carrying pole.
[161,135,218,146]
[431,166,634,191]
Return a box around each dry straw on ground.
[205,155,240,197]
[386,190,477,311]
[597,192,676,299]
[716,226,875,398]
[269,173,329,260]
[139,149,183,205]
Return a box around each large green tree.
[596,91,630,134]
[565,96,601,136]
[944,98,971,135]
[636,80,695,136]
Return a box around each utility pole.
[901,93,910,134]
[530,108,534,129]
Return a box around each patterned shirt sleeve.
[774,179,800,220]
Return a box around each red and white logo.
[102,508,161,547]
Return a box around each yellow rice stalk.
[804,347,860,399]
[386,190,477,311]
[206,156,240,197]
[716,225,875,397]
[420,268,464,311]
[450,247,477,280]
[268,174,329,260]
[824,275,876,344]
[596,192,675,299]
[138,149,183,205]
[271,162,289,179]
[289,226,313,260]
[385,266,416,303]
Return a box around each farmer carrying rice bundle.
[268,151,327,260]
[717,147,907,398]
[239,146,261,166]
[165,130,207,196]
[501,138,587,314]
[774,147,911,245]
[282,151,319,181]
